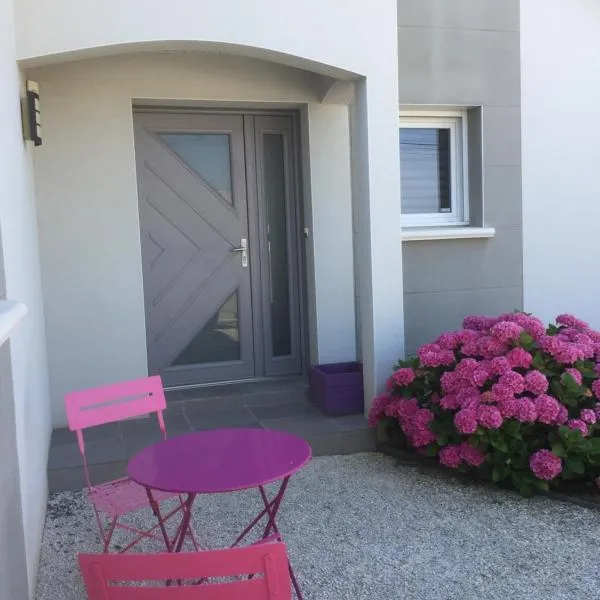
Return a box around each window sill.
[402,227,496,242]
[0,300,27,347]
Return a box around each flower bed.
[369,312,600,496]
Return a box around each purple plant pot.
[309,361,364,416]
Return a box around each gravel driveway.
[37,453,600,600]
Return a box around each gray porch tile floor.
[48,385,373,491]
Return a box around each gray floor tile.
[163,400,185,415]
[122,430,195,459]
[48,437,126,469]
[50,422,120,447]
[184,397,240,413]
[249,400,319,420]
[123,431,164,458]
[165,390,183,403]
[120,414,191,438]
[330,414,369,431]
[262,414,339,436]
[48,461,128,492]
[187,407,262,431]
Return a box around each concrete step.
[47,378,373,492]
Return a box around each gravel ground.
[37,453,600,600]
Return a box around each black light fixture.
[25,80,42,147]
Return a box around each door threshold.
[165,375,307,393]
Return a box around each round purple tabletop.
[127,429,312,494]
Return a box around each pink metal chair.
[65,375,198,553]
[78,542,293,599]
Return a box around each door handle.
[230,238,248,268]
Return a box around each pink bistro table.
[127,428,312,598]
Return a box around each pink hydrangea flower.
[455,358,479,375]
[491,383,515,404]
[477,405,503,429]
[592,380,600,400]
[490,321,524,343]
[457,328,479,345]
[498,371,525,395]
[472,367,491,388]
[497,312,547,340]
[454,409,478,434]
[440,394,462,411]
[435,331,462,351]
[392,367,416,387]
[385,376,394,391]
[562,368,583,386]
[459,442,486,467]
[409,426,437,448]
[440,371,460,394]
[418,344,455,368]
[385,397,419,424]
[554,344,585,365]
[515,399,537,423]
[534,394,561,425]
[439,445,462,468]
[490,356,512,376]
[580,409,597,425]
[367,394,392,426]
[506,347,533,370]
[479,390,495,404]
[556,314,590,331]
[463,315,496,331]
[480,337,509,359]
[540,336,587,365]
[524,370,549,395]
[554,405,569,425]
[497,397,519,419]
[567,419,589,436]
[529,449,562,481]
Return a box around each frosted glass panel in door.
[160,133,233,203]
[173,291,240,365]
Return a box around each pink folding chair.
[78,542,293,599]
[65,375,199,553]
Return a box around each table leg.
[173,494,196,553]
[145,488,172,552]
[259,477,289,539]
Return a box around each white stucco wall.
[0,0,51,594]
[521,0,600,326]
[16,0,388,78]
[30,53,359,425]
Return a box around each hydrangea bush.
[369,312,600,496]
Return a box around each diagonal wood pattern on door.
[134,113,255,384]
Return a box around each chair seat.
[90,477,177,517]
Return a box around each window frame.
[399,109,469,228]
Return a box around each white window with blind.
[399,110,469,228]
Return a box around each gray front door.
[133,111,302,387]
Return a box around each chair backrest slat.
[79,544,292,600]
[102,579,267,599]
[65,376,166,431]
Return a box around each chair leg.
[103,517,118,553]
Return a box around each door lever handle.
[230,238,248,268]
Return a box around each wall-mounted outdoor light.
[24,80,42,147]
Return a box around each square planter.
[309,361,364,416]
